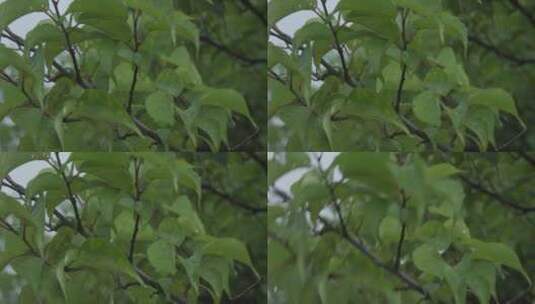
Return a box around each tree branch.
[244,151,267,172]
[311,156,429,299]
[395,9,409,113]
[320,2,355,87]
[2,29,74,83]
[394,191,408,270]
[468,35,535,66]
[135,268,187,304]
[200,35,266,65]
[202,183,266,213]
[460,175,535,214]
[0,218,39,256]
[508,0,535,27]
[51,0,88,88]
[2,174,72,229]
[53,153,87,236]
[128,158,142,263]
[132,116,164,147]
[127,11,141,114]
[516,151,535,167]
[239,0,267,25]
[269,27,345,85]
[319,216,429,299]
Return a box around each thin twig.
[51,0,87,88]
[127,11,141,114]
[320,2,355,87]
[53,153,87,236]
[508,0,535,27]
[395,9,409,113]
[200,35,266,65]
[394,191,408,270]
[128,158,142,263]
[202,183,266,213]
[319,217,429,299]
[460,175,535,214]
[239,0,267,25]
[469,35,535,66]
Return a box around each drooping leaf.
[198,88,255,126]
[467,239,530,284]
[145,91,176,127]
[74,90,141,135]
[201,236,258,277]
[412,91,442,127]
[73,239,142,283]
[412,244,445,278]
[147,239,176,275]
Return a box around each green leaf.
[412,244,445,278]
[74,90,140,135]
[0,193,35,226]
[147,239,176,275]
[0,84,26,120]
[468,88,522,123]
[465,261,496,304]
[199,88,255,126]
[158,218,185,246]
[379,216,402,244]
[163,47,202,86]
[335,152,398,192]
[73,238,142,283]
[412,91,442,127]
[438,12,468,52]
[338,0,396,18]
[467,239,530,284]
[68,0,130,40]
[0,45,33,73]
[26,171,64,199]
[291,171,330,222]
[443,265,466,304]
[0,232,28,271]
[201,236,258,277]
[342,89,409,134]
[393,0,442,16]
[435,47,469,87]
[464,106,495,151]
[173,11,200,49]
[145,91,175,127]
[174,160,201,201]
[165,196,205,235]
[268,0,316,27]
[199,257,230,302]
[293,21,331,47]
[322,113,335,150]
[0,0,48,32]
[0,153,41,180]
[24,22,63,50]
[425,163,460,180]
[70,152,133,191]
[269,79,295,116]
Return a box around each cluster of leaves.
[0,0,266,151]
[0,152,266,303]
[268,152,535,303]
[268,0,534,151]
